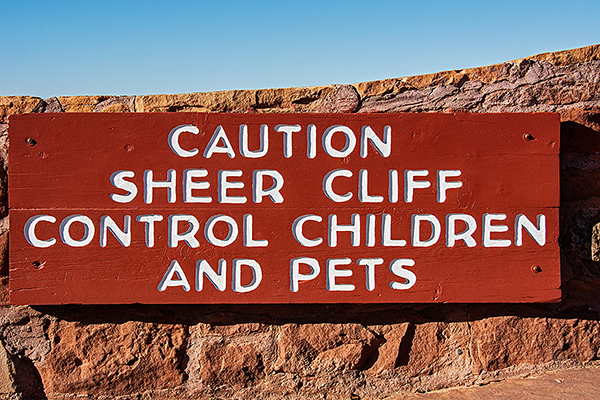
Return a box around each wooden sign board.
[9,113,560,304]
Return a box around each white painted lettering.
[232,259,262,293]
[110,170,138,203]
[218,170,247,204]
[253,170,284,203]
[60,215,95,247]
[366,214,376,247]
[158,260,190,291]
[243,214,268,247]
[389,259,417,290]
[24,215,56,248]
[382,213,407,246]
[482,213,511,247]
[515,214,546,246]
[292,215,323,247]
[411,214,441,247]
[100,215,131,247]
[322,125,356,157]
[328,213,360,247]
[239,124,268,158]
[405,170,430,203]
[136,214,163,248]
[323,169,353,202]
[437,170,463,203]
[360,125,391,157]
[168,214,200,248]
[204,125,236,158]
[205,215,238,247]
[168,124,199,157]
[144,169,176,204]
[183,169,211,203]
[389,169,399,203]
[274,124,301,158]
[307,124,317,159]
[357,258,383,291]
[326,258,355,291]
[290,257,320,292]
[446,214,477,247]
[196,259,226,291]
[359,169,384,203]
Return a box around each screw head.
[26,137,37,146]
[532,265,542,273]
[523,133,535,141]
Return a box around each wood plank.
[8,113,560,304]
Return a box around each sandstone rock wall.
[1,44,600,399]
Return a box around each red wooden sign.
[9,113,560,304]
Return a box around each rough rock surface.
[38,320,186,396]
[0,307,51,364]
[273,323,378,375]
[0,340,16,395]
[31,97,64,114]
[470,317,600,373]
[186,322,274,391]
[2,43,600,399]
[0,96,40,123]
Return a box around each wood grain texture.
[8,113,560,304]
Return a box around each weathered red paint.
[9,113,560,304]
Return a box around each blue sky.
[1,0,599,98]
